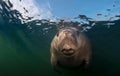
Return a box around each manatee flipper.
[51,54,61,73]
[84,53,91,69]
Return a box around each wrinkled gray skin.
[50,27,91,72]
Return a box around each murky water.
[0,0,120,76]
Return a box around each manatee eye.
[56,32,59,37]
[76,30,79,35]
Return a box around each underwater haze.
[0,0,120,76]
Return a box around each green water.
[0,23,54,76]
[0,21,120,76]
[0,0,120,76]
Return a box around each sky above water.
[9,0,120,20]
[36,0,119,19]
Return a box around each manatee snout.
[61,44,75,56]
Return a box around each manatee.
[50,27,91,72]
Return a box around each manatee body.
[50,27,91,72]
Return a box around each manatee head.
[56,27,79,56]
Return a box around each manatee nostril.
[61,48,75,55]
[61,48,72,52]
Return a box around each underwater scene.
[0,0,120,76]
